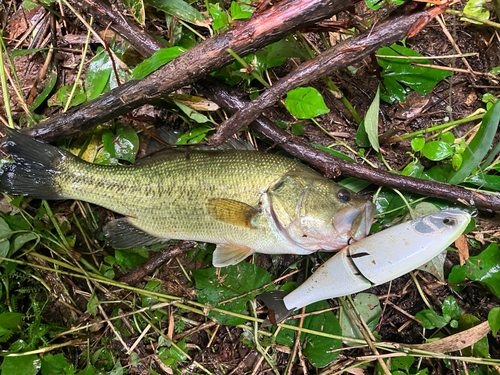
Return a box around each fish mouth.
[332,202,375,243]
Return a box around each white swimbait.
[259,210,471,324]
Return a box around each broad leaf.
[132,47,185,79]
[448,99,500,184]
[285,87,330,119]
[192,263,272,325]
[145,0,207,26]
[488,307,500,336]
[377,45,451,103]
[449,242,500,298]
[363,85,380,152]
[421,141,453,161]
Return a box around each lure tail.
[0,127,71,199]
[258,290,294,326]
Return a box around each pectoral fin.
[206,198,259,228]
[213,243,254,267]
[104,218,166,249]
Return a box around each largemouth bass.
[259,210,471,324]
[0,128,374,267]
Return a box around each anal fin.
[213,243,254,267]
[104,218,166,249]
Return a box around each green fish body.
[0,129,374,267]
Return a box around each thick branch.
[23,0,358,142]
[195,79,500,213]
[208,3,430,146]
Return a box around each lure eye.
[442,218,456,226]
[337,189,351,202]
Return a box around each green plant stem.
[397,114,484,141]
[64,17,92,112]
[0,32,14,129]
[446,9,500,29]
[410,272,433,310]
[226,48,269,87]
[296,31,361,123]
[313,119,376,167]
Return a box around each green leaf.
[0,217,14,240]
[192,263,272,325]
[101,130,116,159]
[415,309,449,329]
[302,300,342,368]
[48,85,87,108]
[30,68,57,112]
[440,131,455,144]
[452,153,463,171]
[209,3,228,31]
[465,173,500,191]
[114,124,140,163]
[175,125,212,144]
[145,0,207,26]
[311,143,355,162]
[115,249,148,269]
[174,100,211,123]
[391,356,414,371]
[341,293,382,345]
[462,0,490,24]
[85,51,113,100]
[0,312,24,329]
[421,141,453,161]
[488,307,500,336]
[291,122,304,135]
[87,291,99,316]
[41,353,75,375]
[454,314,489,357]
[11,48,51,57]
[377,45,451,103]
[230,0,253,20]
[132,47,185,79]
[121,0,145,24]
[442,296,462,321]
[355,119,370,148]
[285,87,330,119]
[11,232,38,255]
[449,242,500,298]
[448,99,500,183]
[411,136,425,152]
[363,85,380,152]
[1,355,41,375]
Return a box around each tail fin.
[258,290,294,326]
[0,127,70,199]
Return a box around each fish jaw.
[324,201,375,249]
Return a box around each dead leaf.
[406,321,490,353]
[455,235,469,266]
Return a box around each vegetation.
[0,0,499,373]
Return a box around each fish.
[0,127,374,267]
[259,209,471,324]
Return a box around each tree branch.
[195,78,500,213]
[208,2,433,147]
[22,0,359,142]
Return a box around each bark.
[22,0,358,142]
[195,78,500,213]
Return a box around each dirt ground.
[1,0,500,374]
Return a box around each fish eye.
[442,218,456,226]
[337,189,351,202]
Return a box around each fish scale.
[0,128,374,267]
